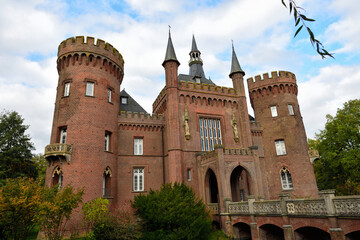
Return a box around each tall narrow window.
[275,140,286,155]
[270,106,278,117]
[134,138,143,155]
[105,131,111,151]
[187,169,191,181]
[199,118,222,151]
[60,127,67,144]
[288,104,294,115]
[107,89,112,103]
[280,167,293,190]
[86,82,94,96]
[64,82,70,97]
[103,167,112,197]
[133,168,144,192]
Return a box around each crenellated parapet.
[250,121,263,137]
[247,71,298,99]
[152,86,166,112]
[57,36,124,82]
[118,111,165,131]
[178,81,237,96]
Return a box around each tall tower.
[45,36,124,211]
[247,71,318,199]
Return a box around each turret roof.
[162,29,180,66]
[229,42,245,77]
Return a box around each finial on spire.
[168,25,171,37]
[163,27,180,67]
[229,41,245,77]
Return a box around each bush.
[132,182,212,240]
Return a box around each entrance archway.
[294,226,330,240]
[230,166,251,202]
[259,224,284,240]
[205,168,219,203]
[233,222,251,240]
[346,230,360,240]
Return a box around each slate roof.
[119,89,147,113]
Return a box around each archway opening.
[212,221,220,230]
[294,226,330,240]
[233,222,251,240]
[52,166,63,189]
[346,230,360,240]
[259,224,284,240]
[205,169,219,203]
[230,166,251,202]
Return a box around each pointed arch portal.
[205,168,219,203]
[231,166,251,202]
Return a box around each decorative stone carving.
[231,112,239,143]
[254,201,282,215]
[184,106,190,140]
[334,197,360,216]
[229,202,250,214]
[286,199,327,216]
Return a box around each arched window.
[280,167,293,190]
[103,167,112,197]
[52,166,63,189]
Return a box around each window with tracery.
[52,166,63,189]
[133,168,144,192]
[103,167,112,197]
[199,118,222,151]
[280,167,293,190]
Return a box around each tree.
[82,197,110,233]
[0,177,43,240]
[132,182,212,240]
[282,0,334,59]
[313,99,360,195]
[0,111,37,185]
[40,185,84,240]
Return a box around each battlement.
[119,111,165,122]
[58,36,124,66]
[178,81,237,96]
[247,71,296,90]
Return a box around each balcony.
[44,143,73,164]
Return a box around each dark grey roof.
[120,89,147,113]
[229,43,245,77]
[162,30,180,66]
[178,74,216,85]
[191,34,200,52]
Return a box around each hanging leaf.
[281,0,287,7]
[295,18,301,27]
[294,25,303,38]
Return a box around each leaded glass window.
[199,118,222,151]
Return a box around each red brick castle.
[44,33,360,239]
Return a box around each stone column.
[283,225,294,240]
[248,196,260,240]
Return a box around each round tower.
[247,71,318,199]
[45,36,124,213]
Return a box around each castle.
[44,33,360,239]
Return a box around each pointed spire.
[162,27,180,67]
[229,41,245,77]
[191,34,199,52]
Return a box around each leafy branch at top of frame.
[282,0,334,59]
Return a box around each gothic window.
[280,167,293,190]
[288,104,294,115]
[103,167,112,197]
[86,82,94,96]
[133,168,144,192]
[270,106,278,117]
[134,138,143,155]
[52,166,63,189]
[64,82,70,97]
[199,118,222,151]
[275,140,286,155]
[60,127,67,144]
[187,169,191,181]
[105,131,111,151]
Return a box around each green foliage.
[132,182,212,240]
[0,111,37,186]
[313,99,360,195]
[40,185,84,240]
[32,154,47,184]
[0,177,43,240]
[209,230,230,240]
[90,201,141,240]
[82,198,109,233]
[281,0,334,59]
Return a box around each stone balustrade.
[44,143,73,163]
[208,203,219,215]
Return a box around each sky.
[0,0,359,153]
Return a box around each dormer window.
[121,97,128,105]
[195,78,201,84]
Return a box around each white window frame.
[280,167,293,190]
[105,132,111,151]
[275,140,286,155]
[270,106,278,117]
[60,127,67,144]
[86,82,94,96]
[107,89,112,103]
[288,104,294,115]
[133,168,144,192]
[134,138,143,155]
[121,97,128,104]
[199,118,222,151]
[64,82,70,97]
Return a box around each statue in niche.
[231,112,239,143]
[184,107,190,140]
